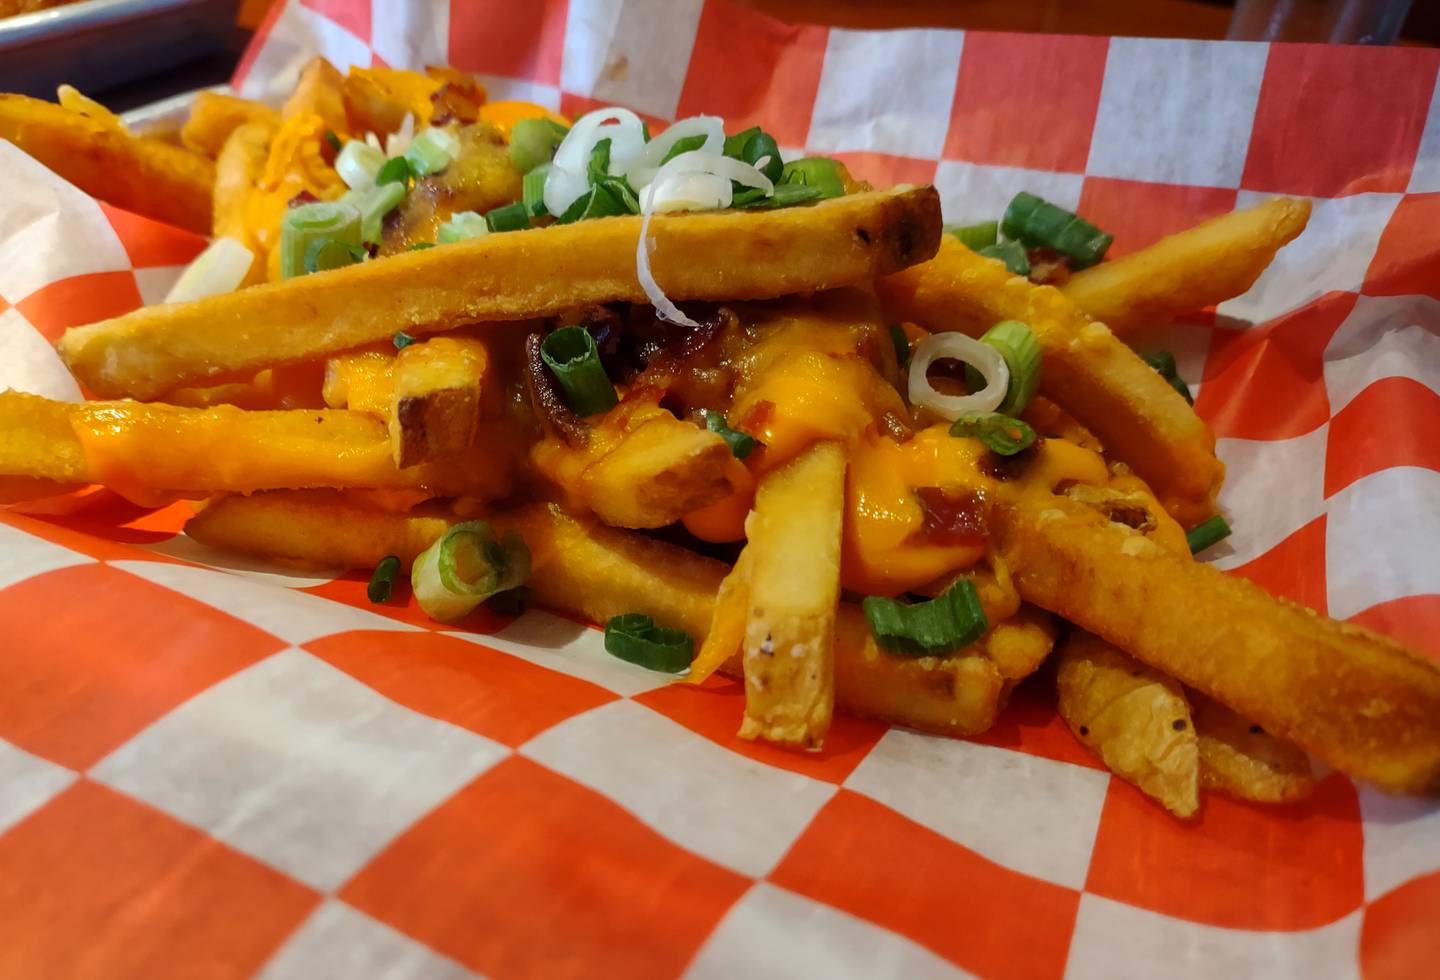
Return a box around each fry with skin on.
[1191,690,1316,803]
[59,185,943,400]
[876,235,1223,526]
[1062,198,1311,334]
[281,57,348,135]
[0,93,214,234]
[323,349,395,417]
[0,391,513,501]
[1057,631,1199,818]
[389,336,500,466]
[181,91,282,158]
[992,488,1440,794]
[740,441,845,748]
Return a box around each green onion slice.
[736,183,823,209]
[324,130,342,153]
[978,320,1041,415]
[723,126,783,183]
[341,180,406,244]
[944,221,998,251]
[890,324,911,368]
[540,326,619,416]
[950,411,1037,456]
[486,201,531,233]
[411,521,531,623]
[778,157,845,200]
[978,240,1030,277]
[280,201,362,279]
[1168,374,1194,405]
[661,133,708,166]
[862,578,989,657]
[367,555,401,603]
[1142,350,1178,378]
[336,140,385,189]
[508,117,569,173]
[1186,515,1231,555]
[404,127,459,177]
[437,210,490,243]
[705,412,758,460]
[375,155,413,187]
[523,164,550,216]
[303,238,367,274]
[393,331,416,350]
[603,613,694,673]
[1000,192,1112,269]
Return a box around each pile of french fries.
[2,59,1437,820]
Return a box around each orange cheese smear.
[478,101,571,137]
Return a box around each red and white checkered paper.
[1,2,1439,977]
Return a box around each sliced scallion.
[367,555,401,603]
[280,201,362,279]
[509,117,569,173]
[1186,515,1231,555]
[411,521,531,623]
[303,238,367,274]
[336,140,385,189]
[661,133,708,166]
[376,156,413,187]
[486,201,531,233]
[393,331,416,350]
[324,130,342,153]
[437,210,490,243]
[949,411,1037,456]
[1143,349,1194,405]
[705,411,758,460]
[978,240,1030,276]
[604,613,694,673]
[404,127,458,177]
[1001,192,1112,269]
[778,157,845,200]
[341,180,406,244]
[723,126,783,183]
[523,164,550,216]
[862,578,989,657]
[540,326,618,416]
[945,221,999,251]
[978,320,1041,415]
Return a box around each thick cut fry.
[0,94,214,234]
[1057,631,1199,818]
[993,489,1440,794]
[1062,198,1311,334]
[876,235,1223,526]
[61,185,943,400]
[181,91,282,158]
[282,57,348,134]
[1191,691,1316,803]
[0,391,512,500]
[323,349,395,417]
[390,337,499,467]
[187,490,1042,736]
[740,441,845,748]
[212,120,275,283]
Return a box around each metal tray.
[0,0,237,99]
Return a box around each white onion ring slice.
[907,333,1010,420]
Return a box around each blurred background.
[1,0,1435,108]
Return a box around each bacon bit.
[426,66,486,126]
[879,410,914,443]
[913,486,990,545]
[287,190,320,209]
[734,399,775,437]
[1026,247,1072,286]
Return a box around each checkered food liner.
[0,2,1438,977]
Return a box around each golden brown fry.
[381,125,523,253]
[389,337,499,467]
[60,185,943,400]
[1191,691,1316,804]
[323,349,396,417]
[213,119,275,283]
[993,489,1440,794]
[876,235,1223,526]
[181,91,282,158]
[740,441,845,748]
[0,93,214,234]
[1057,631,1199,818]
[0,391,512,500]
[282,57,348,134]
[1062,198,1311,334]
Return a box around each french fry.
[213,119,275,283]
[1191,691,1317,803]
[1062,198,1311,334]
[876,235,1224,526]
[381,126,523,253]
[0,391,512,500]
[0,93,214,234]
[390,336,500,467]
[1057,631,1199,818]
[281,57,348,134]
[181,91,282,158]
[739,441,845,748]
[992,488,1440,794]
[60,185,943,400]
[323,349,396,417]
[186,490,1043,736]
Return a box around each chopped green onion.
[341,179,406,244]
[661,133,708,165]
[522,164,550,216]
[336,140,385,189]
[1001,192,1112,269]
[393,331,416,350]
[404,127,458,177]
[978,320,1041,415]
[778,157,845,200]
[437,210,490,243]
[978,240,1030,276]
[324,130,342,153]
[376,156,412,187]
[1186,515,1231,555]
[586,137,612,185]
[735,183,824,209]
[705,412,758,460]
[280,201,362,279]
[540,326,618,416]
[603,613,694,673]
[407,242,435,251]
[411,521,531,623]
[723,126,783,183]
[862,578,989,657]
[486,586,532,617]
[554,181,632,224]
[486,201,531,233]
[303,238,367,274]
[950,411,1037,456]
[890,324,911,368]
[508,117,568,173]
[944,221,999,251]
[367,555,401,603]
